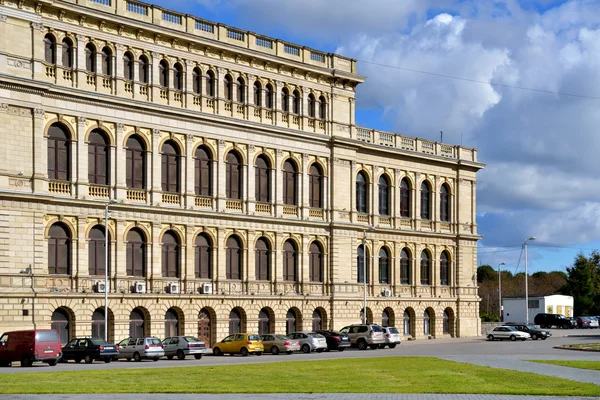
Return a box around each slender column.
[32,109,46,193]
[76,116,88,198]
[247,145,256,213]
[350,161,356,222]
[247,231,256,283]
[217,139,226,211]
[151,129,161,205]
[301,154,309,219]
[115,123,126,199]
[275,149,283,217]
[151,52,161,102]
[184,134,194,208]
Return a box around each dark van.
[0,329,62,367]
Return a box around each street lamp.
[362,226,375,324]
[523,236,535,324]
[497,262,505,322]
[19,265,36,329]
[104,199,117,341]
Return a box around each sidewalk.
[2,395,599,400]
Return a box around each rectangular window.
[126,1,148,15]
[90,0,111,5]
[162,12,182,25]
[310,52,325,63]
[284,44,300,56]
[528,300,540,309]
[227,29,245,41]
[256,37,273,49]
[196,21,214,33]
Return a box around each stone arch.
[84,222,115,242]
[129,306,151,337]
[192,142,216,160]
[84,126,114,146]
[382,307,395,327]
[253,233,274,249]
[419,177,434,192]
[424,307,436,337]
[158,226,185,244]
[198,306,217,346]
[252,150,275,167]
[44,217,76,239]
[50,306,76,345]
[164,306,185,337]
[228,306,247,334]
[403,306,416,337]
[279,155,299,171]
[258,306,275,335]
[376,170,393,185]
[398,173,415,188]
[44,120,75,140]
[223,146,247,165]
[312,306,327,331]
[157,134,185,154]
[286,306,302,334]
[443,307,456,337]
[122,222,151,243]
[223,231,247,249]
[307,237,328,254]
[192,228,216,247]
[280,235,301,250]
[122,131,151,149]
[91,307,115,342]
[307,159,328,176]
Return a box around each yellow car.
[212,333,264,357]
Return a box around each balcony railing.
[283,205,298,216]
[309,208,323,219]
[379,216,391,226]
[357,213,369,223]
[226,199,243,211]
[126,189,146,202]
[162,193,181,205]
[255,202,271,214]
[195,196,212,208]
[48,181,71,196]
[89,185,110,199]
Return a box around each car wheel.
[167,355,174,360]
[338,347,345,352]
[125,358,131,362]
[487,335,494,341]
[302,344,311,354]
[270,346,280,355]
[84,355,93,364]
[510,335,516,341]
[286,351,293,355]
[20,355,32,368]
[256,352,262,356]
[521,338,527,341]
[194,354,202,360]
[370,344,379,350]
[532,334,538,340]
[213,347,222,357]
[357,340,368,350]
[47,359,58,366]
[316,349,324,353]
[152,357,159,362]
[177,350,185,360]
[240,347,249,357]
[74,357,82,364]
[133,352,142,362]
[389,344,396,349]
[541,337,547,340]
[540,325,546,329]
[104,358,111,364]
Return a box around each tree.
[477,265,495,283]
[563,252,600,316]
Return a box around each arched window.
[400,178,411,218]
[44,34,56,64]
[224,74,233,101]
[126,228,146,277]
[421,181,431,220]
[265,84,273,109]
[161,140,180,193]
[229,308,242,335]
[51,308,71,345]
[123,52,133,81]
[281,87,289,112]
[255,155,271,203]
[400,248,411,285]
[440,251,450,286]
[195,233,212,279]
[165,309,179,337]
[226,236,241,280]
[205,70,214,97]
[125,135,146,189]
[88,130,109,185]
[308,94,315,118]
[48,223,71,275]
[403,310,411,336]
[198,308,212,345]
[85,43,96,73]
[286,309,297,335]
[61,38,74,68]
[88,225,109,276]
[253,81,262,106]
[161,231,180,278]
[255,237,270,281]
[194,146,212,196]
[283,160,297,206]
[356,172,368,213]
[138,55,149,84]
[192,67,201,94]
[357,244,369,283]
[424,310,431,335]
[312,309,322,331]
[319,95,327,120]
[309,164,323,208]
[440,184,450,222]
[101,46,112,76]
[443,309,450,335]
[378,175,390,216]
[292,90,301,114]
[283,240,297,281]
[225,151,242,200]
[91,308,105,339]
[378,247,390,284]
[309,242,323,282]
[47,124,71,182]
[420,250,431,285]
[382,309,390,328]
[173,63,183,91]
[159,60,168,87]
[258,308,270,335]
[236,77,245,103]
[129,308,145,338]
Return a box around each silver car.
[259,334,300,355]
[162,336,207,360]
[117,337,165,361]
[288,332,328,353]
[339,324,386,350]
[487,326,530,342]
[380,327,401,348]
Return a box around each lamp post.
[104,199,117,341]
[497,262,505,322]
[523,236,535,324]
[362,226,375,324]
[19,265,35,329]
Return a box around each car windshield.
[371,325,383,332]
[275,335,290,340]
[183,336,200,342]
[308,333,325,338]
[388,328,399,334]
[557,315,567,319]
[505,327,517,331]
[90,338,107,345]
[525,325,537,330]
[148,338,162,345]
[248,335,260,341]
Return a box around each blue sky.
[144,0,600,275]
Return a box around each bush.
[480,312,499,322]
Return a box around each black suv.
[533,313,575,329]
[504,323,552,340]
[315,330,351,351]
[61,337,119,363]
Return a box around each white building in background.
[503,295,574,323]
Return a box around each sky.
[143,0,600,275]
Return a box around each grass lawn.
[556,342,600,351]
[1,357,600,395]
[529,360,600,371]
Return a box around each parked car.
[117,337,164,362]
[576,317,591,329]
[587,317,599,329]
[504,323,551,340]
[259,334,300,355]
[0,329,62,367]
[339,324,385,350]
[314,330,351,351]
[288,332,328,353]
[61,337,119,363]
[162,336,207,360]
[487,326,530,341]
[212,333,263,357]
[533,313,575,329]
[380,327,402,348]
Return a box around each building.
[0,0,483,345]
[503,295,574,323]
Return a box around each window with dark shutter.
[283,241,297,281]
[265,84,273,109]
[126,228,146,277]
[319,96,327,119]
[237,77,245,103]
[308,94,315,118]
[378,175,390,216]
[225,152,241,200]
[194,146,212,196]
[420,251,430,285]
[47,124,71,181]
[48,223,71,275]
[283,160,297,206]
[440,251,449,286]
[309,242,323,282]
[162,231,180,278]
[356,172,368,213]
[224,75,232,101]
[255,237,270,281]
[357,245,369,283]
[159,60,168,87]
[379,248,390,284]
[138,56,149,84]
[226,236,241,280]
[205,70,214,97]
[123,52,133,81]
[281,88,289,112]
[161,140,180,193]
[400,248,411,285]
[61,38,73,68]
[440,184,450,222]
[88,225,109,276]
[126,135,145,189]
[253,81,261,106]
[195,233,212,279]
[309,164,322,208]
[421,182,431,220]
[400,178,411,218]
[101,47,112,76]
[292,90,300,114]
[173,63,183,91]
[88,130,109,185]
[255,155,270,203]
[85,43,96,73]
[193,67,201,94]
[44,34,56,64]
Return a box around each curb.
[553,345,600,352]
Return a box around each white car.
[162,336,207,360]
[380,327,401,348]
[487,326,531,341]
[288,332,328,353]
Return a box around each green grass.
[556,342,600,351]
[530,360,600,371]
[1,357,599,395]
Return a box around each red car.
[0,329,62,367]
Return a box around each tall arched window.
[309,164,323,208]
[229,308,242,334]
[255,237,270,281]
[48,223,71,275]
[265,84,273,109]
[292,90,300,114]
[138,55,149,84]
[356,172,368,213]
[162,231,180,278]
[309,242,323,282]
[126,228,146,277]
[125,135,146,189]
[421,181,431,220]
[283,160,297,206]
[226,236,241,280]
[258,308,271,335]
[88,130,109,185]
[161,140,180,193]
[159,60,168,87]
[382,309,390,327]
[443,310,450,334]
[173,63,183,91]
[129,308,145,338]
[403,310,411,336]
[44,34,56,64]
[225,152,242,200]
[192,67,201,94]
[283,240,297,281]
[51,308,71,345]
[101,46,112,76]
[420,250,431,285]
[61,38,74,68]
[281,87,289,112]
[91,308,105,340]
[379,247,390,284]
[47,124,71,182]
[205,70,215,97]
[424,310,431,335]
[85,43,96,73]
[195,233,212,279]
[400,178,411,218]
[357,244,369,283]
[253,81,262,106]
[123,52,134,81]
[194,146,212,197]
[440,251,450,286]
[165,309,179,337]
[319,95,327,119]
[236,77,245,103]
[88,225,109,276]
[224,74,233,101]
[440,184,450,222]
[378,175,390,216]
[308,94,315,118]
[286,309,297,335]
[255,155,271,203]
[400,248,411,285]
[312,309,322,331]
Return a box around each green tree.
[477,265,495,283]
[564,252,600,316]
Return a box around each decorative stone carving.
[33,109,44,118]
[152,128,160,138]
[0,15,7,23]
[77,116,86,125]
[7,57,31,71]
[333,158,349,166]
[31,22,44,31]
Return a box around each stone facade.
[0,0,483,345]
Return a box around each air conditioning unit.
[201,283,213,294]
[95,281,107,293]
[168,283,180,294]
[383,289,392,297]
[134,282,146,294]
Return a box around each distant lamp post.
[362,226,375,324]
[497,262,506,322]
[19,265,36,329]
[104,199,117,341]
[523,237,536,324]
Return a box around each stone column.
[150,224,161,289]
[185,60,194,108]
[217,139,226,211]
[115,123,126,200]
[371,166,378,225]
[115,44,124,94]
[32,109,47,193]
[350,161,356,223]
[185,226,195,292]
[76,116,88,199]
[151,129,161,205]
[151,52,161,102]
[184,134,194,208]
[274,149,283,217]
[414,173,420,229]
[300,235,309,294]
[301,153,309,219]
[215,228,226,292]
[31,23,46,81]
[247,145,255,213]
[247,230,256,283]
[394,169,401,228]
